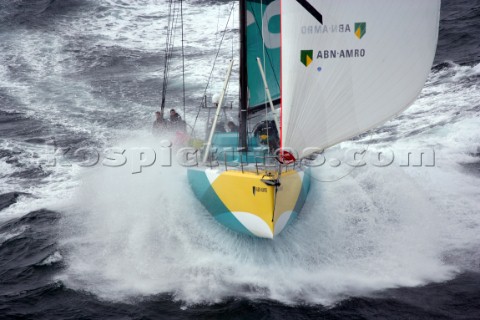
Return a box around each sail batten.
[280,0,441,157]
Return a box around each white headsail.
[281,0,441,157]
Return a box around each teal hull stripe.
[294,169,311,214]
[187,169,255,236]
[282,169,311,231]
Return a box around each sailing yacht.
[187,0,441,238]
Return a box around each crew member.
[227,121,238,132]
[152,111,166,136]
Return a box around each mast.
[238,0,248,151]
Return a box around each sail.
[246,0,281,109]
[280,0,441,157]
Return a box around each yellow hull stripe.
[210,170,303,235]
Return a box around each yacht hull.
[187,167,310,238]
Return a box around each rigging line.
[162,0,181,113]
[225,5,236,111]
[189,2,236,136]
[260,0,269,141]
[223,4,235,111]
[231,3,235,60]
[160,0,171,111]
[258,0,272,144]
[162,0,181,107]
[166,2,180,78]
[215,6,221,47]
[163,1,175,95]
[197,3,235,104]
[160,0,175,112]
[181,0,186,120]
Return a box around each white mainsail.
[280,0,441,157]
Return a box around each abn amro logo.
[355,22,366,39]
[300,50,314,67]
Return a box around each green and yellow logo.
[355,22,366,39]
[300,50,314,67]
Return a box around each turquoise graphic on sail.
[246,0,281,109]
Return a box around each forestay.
[281,0,441,157]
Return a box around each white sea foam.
[39,251,64,266]
[58,109,480,305]
[0,225,29,246]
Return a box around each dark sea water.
[1,0,480,319]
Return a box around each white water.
[55,108,480,305]
[1,0,479,307]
